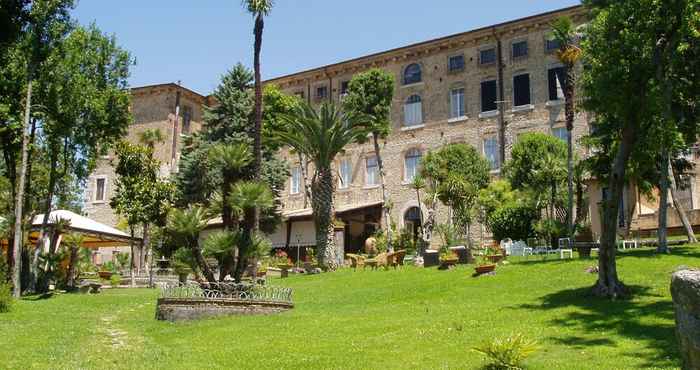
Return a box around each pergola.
[1,210,140,251]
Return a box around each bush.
[0,282,11,313]
[488,203,538,242]
[472,333,538,370]
[110,274,122,287]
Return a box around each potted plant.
[98,261,117,280]
[485,246,505,264]
[474,255,496,275]
[439,249,459,269]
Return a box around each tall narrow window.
[338,158,352,189]
[366,156,379,186]
[404,95,423,127]
[316,86,328,100]
[403,63,422,85]
[290,167,301,195]
[513,73,531,107]
[450,88,465,119]
[548,67,567,101]
[480,80,497,112]
[483,137,500,170]
[512,40,528,58]
[480,48,496,65]
[95,178,106,202]
[545,38,561,53]
[404,148,422,182]
[340,81,349,98]
[182,106,192,134]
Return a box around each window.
[548,67,567,101]
[480,48,496,65]
[483,137,500,170]
[404,95,423,126]
[316,86,328,99]
[404,148,422,182]
[95,178,106,202]
[182,106,192,134]
[546,38,561,52]
[338,159,352,189]
[512,40,528,58]
[448,55,465,72]
[552,127,569,141]
[294,91,305,99]
[513,73,531,107]
[290,167,301,195]
[450,88,465,118]
[403,63,422,85]
[340,81,349,97]
[366,156,379,186]
[480,80,498,112]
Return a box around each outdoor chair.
[346,254,365,270]
[558,238,574,259]
[509,240,533,257]
[364,253,387,270]
[386,249,407,269]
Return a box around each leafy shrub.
[435,223,459,250]
[0,281,11,313]
[488,203,538,242]
[472,333,538,370]
[101,260,118,273]
[110,274,122,287]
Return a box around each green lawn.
[2,247,698,370]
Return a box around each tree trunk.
[129,227,135,287]
[141,222,150,273]
[668,161,697,243]
[11,74,33,298]
[592,118,636,299]
[311,166,337,270]
[233,208,256,283]
[415,188,424,253]
[192,240,216,283]
[564,63,576,240]
[29,149,59,292]
[298,153,312,209]
[372,133,392,251]
[66,244,78,290]
[657,150,670,254]
[251,14,264,233]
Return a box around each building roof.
[30,210,140,249]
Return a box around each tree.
[505,132,568,247]
[343,69,396,247]
[139,128,164,150]
[550,16,582,241]
[11,0,74,297]
[29,23,132,292]
[581,0,699,297]
[478,180,538,242]
[62,232,84,290]
[242,0,274,233]
[166,205,216,283]
[111,142,172,285]
[277,102,367,269]
[421,143,490,247]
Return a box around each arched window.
[404,148,422,182]
[403,63,422,85]
[404,95,423,127]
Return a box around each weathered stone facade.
[155,298,293,321]
[671,269,700,370]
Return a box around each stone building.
[85,4,700,262]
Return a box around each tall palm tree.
[167,206,216,283]
[277,102,368,270]
[551,16,582,241]
[242,0,274,233]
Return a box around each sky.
[72,0,581,96]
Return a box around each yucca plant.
[472,333,538,370]
[277,102,368,269]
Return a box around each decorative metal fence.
[159,282,293,304]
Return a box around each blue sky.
[72,1,581,95]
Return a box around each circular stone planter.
[156,298,293,322]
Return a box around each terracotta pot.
[474,264,496,275]
[98,271,113,280]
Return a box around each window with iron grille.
[480,48,496,65]
[403,63,422,85]
[448,55,465,72]
[512,40,528,58]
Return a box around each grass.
[1,247,698,369]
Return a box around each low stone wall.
[156,298,293,322]
[671,268,700,370]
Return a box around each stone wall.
[671,268,700,370]
[155,298,293,321]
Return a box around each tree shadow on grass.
[514,285,678,368]
[617,246,700,260]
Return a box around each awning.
[283,200,383,221]
[27,210,140,249]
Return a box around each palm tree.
[139,128,164,150]
[208,143,253,230]
[167,206,216,283]
[63,233,85,290]
[551,16,582,241]
[242,0,274,233]
[229,181,274,281]
[277,102,368,270]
